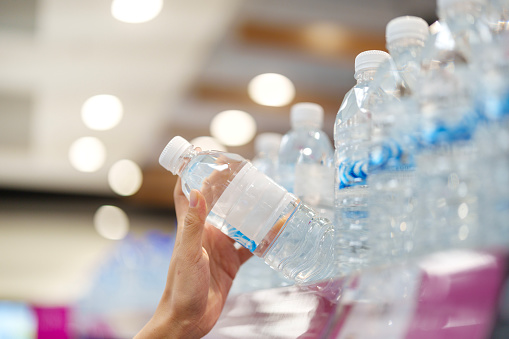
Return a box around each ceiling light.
[190,136,227,152]
[94,205,130,240]
[302,23,345,54]
[81,94,123,131]
[210,110,257,147]
[111,0,163,24]
[69,137,106,172]
[108,159,143,196]
[248,73,295,107]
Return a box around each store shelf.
[206,249,508,339]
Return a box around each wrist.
[135,311,201,339]
[134,315,181,339]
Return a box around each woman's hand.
[135,178,253,338]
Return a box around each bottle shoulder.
[278,130,333,165]
[335,85,371,128]
[280,129,333,150]
[183,151,247,178]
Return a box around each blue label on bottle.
[370,138,415,174]
[338,159,368,189]
[227,227,257,252]
[342,210,369,219]
[418,110,479,147]
[476,90,509,122]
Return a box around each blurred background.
[0,0,438,336]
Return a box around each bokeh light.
[108,159,143,196]
[210,110,257,146]
[302,22,345,54]
[94,205,130,240]
[111,0,163,24]
[81,95,123,131]
[248,73,295,107]
[69,137,107,172]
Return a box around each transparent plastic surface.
[367,35,427,266]
[278,125,334,219]
[251,155,278,181]
[483,0,509,35]
[251,133,282,181]
[229,256,293,296]
[410,2,494,255]
[414,66,482,254]
[473,36,509,248]
[422,1,492,70]
[475,120,509,247]
[368,102,420,266]
[334,69,378,274]
[174,146,335,284]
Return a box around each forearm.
[134,304,204,339]
[134,314,191,339]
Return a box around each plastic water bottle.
[278,102,335,220]
[368,16,429,266]
[230,132,292,293]
[483,0,509,35]
[251,132,282,181]
[413,0,493,254]
[475,121,509,248]
[473,33,509,247]
[420,0,492,69]
[159,136,335,284]
[371,16,429,98]
[228,255,293,295]
[334,50,390,275]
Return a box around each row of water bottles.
[336,0,509,275]
[159,0,509,286]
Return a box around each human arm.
[135,178,253,338]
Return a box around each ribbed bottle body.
[179,151,335,284]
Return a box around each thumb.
[181,189,207,255]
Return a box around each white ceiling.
[0,0,436,196]
[0,0,243,194]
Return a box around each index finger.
[173,177,189,225]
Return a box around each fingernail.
[189,190,199,208]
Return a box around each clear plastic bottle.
[159,136,335,284]
[413,0,493,254]
[373,16,429,98]
[421,0,492,70]
[251,132,282,181]
[334,50,390,275]
[473,32,509,248]
[231,132,292,293]
[368,16,429,266]
[474,121,509,248]
[278,102,335,220]
[483,0,509,35]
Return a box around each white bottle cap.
[159,136,192,174]
[255,133,282,154]
[386,16,429,44]
[290,102,324,129]
[437,0,486,11]
[354,50,391,74]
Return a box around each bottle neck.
[354,68,378,84]
[434,1,492,64]
[439,1,487,32]
[175,146,198,176]
[437,1,485,22]
[292,122,322,130]
[387,38,426,67]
